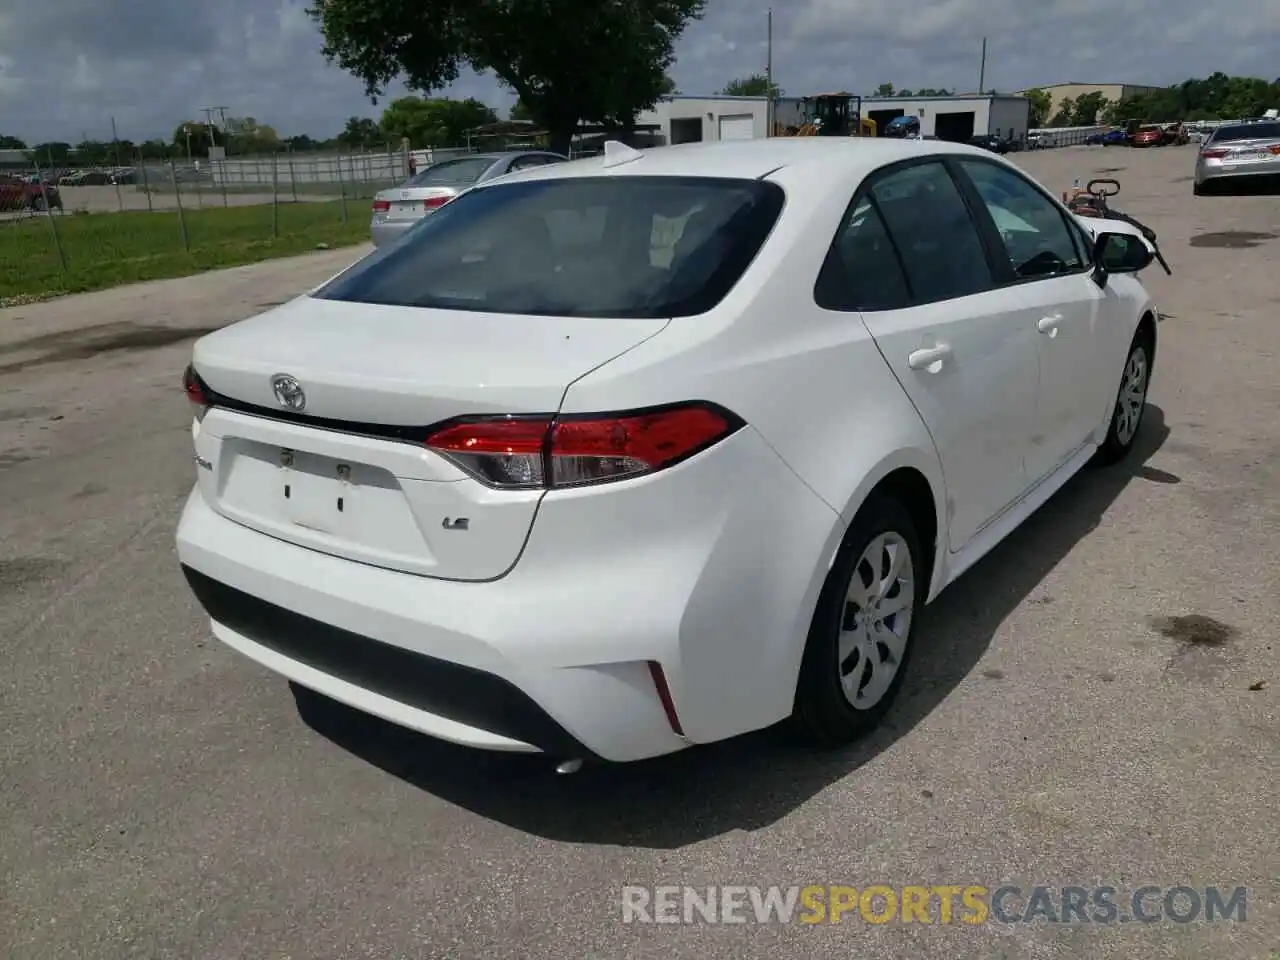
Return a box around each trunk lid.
[1221,139,1280,162]
[379,185,460,221]
[191,296,668,580]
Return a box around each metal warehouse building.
[637,93,1030,144]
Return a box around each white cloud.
[0,0,1275,143]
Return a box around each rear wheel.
[1192,181,1206,196]
[793,493,924,745]
[1095,331,1152,464]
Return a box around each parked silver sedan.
[370,151,567,246]
[1193,120,1280,195]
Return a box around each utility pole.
[978,37,987,94]
[200,106,229,147]
[765,8,774,136]
[110,116,124,210]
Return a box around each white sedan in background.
[177,137,1160,767]
[369,151,567,247]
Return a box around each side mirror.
[1092,231,1154,284]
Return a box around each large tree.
[1022,88,1051,128]
[336,116,382,149]
[307,0,705,155]
[1102,72,1280,125]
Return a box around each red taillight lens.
[426,417,549,487]
[1270,145,1280,155]
[424,403,743,489]
[1201,149,1227,158]
[183,364,209,421]
[372,199,391,212]
[424,195,450,210]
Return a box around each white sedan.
[176,137,1160,767]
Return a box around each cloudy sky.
[1,0,1276,144]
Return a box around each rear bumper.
[369,219,415,247]
[176,426,842,763]
[1197,159,1280,184]
[182,565,588,756]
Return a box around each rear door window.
[317,176,785,318]
[815,198,912,311]
[868,161,994,303]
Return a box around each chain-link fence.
[0,141,495,301]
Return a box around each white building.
[636,95,772,145]
[639,93,1031,144]
[777,94,1030,141]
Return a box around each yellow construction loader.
[779,93,876,137]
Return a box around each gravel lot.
[1,144,1276,960]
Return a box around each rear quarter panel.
[561,159,948,596]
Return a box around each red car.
[0,175,62,212]
[1130,125,1164,147]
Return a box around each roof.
[847,94,1028,103]
[1028,81,1162,89]
[480,137,1001,186]
[661,94,771,103]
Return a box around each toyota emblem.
[271,374,306,411]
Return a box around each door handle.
[1037,315,1061,335]
[907,343,952,371]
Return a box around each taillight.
[372,199,390,212]
[424,196,450,210]
[183,364,209,421]
[1201,149,1228,158]
[1270,145,1280,155]
[424,402,744,489]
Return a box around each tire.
[1094,330,1153,465]
[792,493,925,746]
[1192,181,1206,197]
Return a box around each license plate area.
[389,200,425,220]
[279,448,361,534]
[215,439,433,565]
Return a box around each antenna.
[601,140,643,168]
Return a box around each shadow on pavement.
[295,406,1171,849]
[1199,175,1280,197]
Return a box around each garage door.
[717,114,756,141]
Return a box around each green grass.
[0,201,369,304]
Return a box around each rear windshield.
[1211,122,1280,142]
[406,157,497,186]
[316,176,786,318]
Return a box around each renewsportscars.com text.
[621,884,1248,925]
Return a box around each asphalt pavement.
[1,145,1276,959]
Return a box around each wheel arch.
[827,447,948,603]
[1137,309,1157,369]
